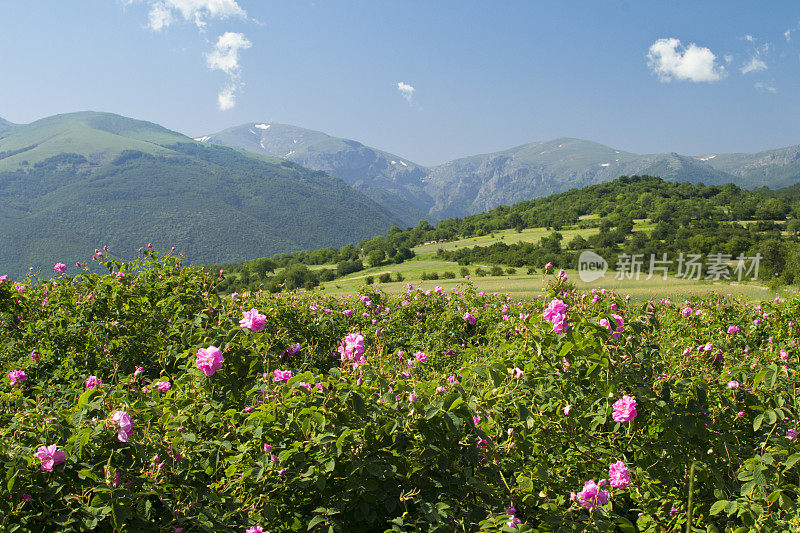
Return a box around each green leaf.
[784,453,800,471]
[78,388,97,409]
[350,391,365,415]
[709,500,729,516]
[614,517,636,533]
[753,413,764,431]
[448,397,463,411]
[558,342,573,357]
[308,515,325,530]
[764,364,778,389]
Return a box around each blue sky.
[1,1,799,165]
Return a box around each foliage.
[2,253,799,531]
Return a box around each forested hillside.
[0,112,400,278]
[209,176,800,293]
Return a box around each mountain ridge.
[198,122,433,224]
[0,112,401,278]
[198,123,800,220]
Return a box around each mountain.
[423,139,750,219]
[698,145,800,189]
[196,123,433,224]
[202,125,800,221]
[0,112,400,278]
[0,117,18,138]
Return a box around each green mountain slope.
[0,117,17,138]
[0,112,400,278]
[198,122,433,225]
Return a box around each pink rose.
[85,376,101,389]
[273,369,293,382]
[195,346,224,376]
[608,461,631,488]
[612,395,637,422]
[33,444,66,472]
[239,308,267,332]
[572,479,609,510]
[111,410,133,442]
[8,370,27,386]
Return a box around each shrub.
[490,265,504,276]
[1,253,798,531]
[378,273,392,283]
[443,271,456,279]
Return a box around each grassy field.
[258,221,793,302]
[411,226,601,256]
[317,261,790,301]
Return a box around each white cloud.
[647,38,725,82]
[206,32,251,110]
[132,0,247,31]
[785,21,800,42]
[206,31,251,75]
[754,82,778,93]
[122,1,254,110]
[724,54,734,63]
[397,81,415,103]
[217,85,237,110]
[739,35,770,76]
[740,57,767,74]
[147,2,173,31]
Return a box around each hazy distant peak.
[0,117,16,137]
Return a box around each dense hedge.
[1,253,798,531]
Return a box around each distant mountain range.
[199,123,432,223]
[199,123,800,222]
[2,109,799,278]
[0,112,399,278]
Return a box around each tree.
[249,257,276,279]
[366,249,386,268]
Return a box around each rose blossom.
[572,479,609,510]
[273,369,293,382]
[543,299,568,334]
[110,410,133,442]
[612,395,637,422]
[195,346,224,376]
[33,444,66,472]
[608,461,631,488]
[239,308,267,332]
[8,370,27,386]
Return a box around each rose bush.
[0,251,797,531]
